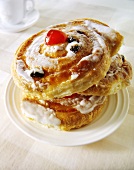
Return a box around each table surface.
[0,0,134,169]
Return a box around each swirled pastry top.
[12,18,123,99]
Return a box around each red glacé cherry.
[45,29,67,45]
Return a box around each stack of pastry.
[12,18,132,131]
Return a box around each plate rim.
[4,78,129,146]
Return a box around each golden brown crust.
[80,54,132,96]
[58,103,106,131]
[59,103,105,131]
[12,18,123,100]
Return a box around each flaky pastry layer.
[80,54,132,96]
[21,94,107,131]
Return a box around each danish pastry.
[21,93,107,131]
[12,18,123,100]
[80,54,132,96]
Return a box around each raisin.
[77,30,85,35]
[30,72,44,78]
[70,45,80,53]
[121,55,125,62]
[67,37,79,43]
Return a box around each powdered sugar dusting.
[84,20,116,41]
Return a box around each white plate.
[5,78,129,146]
[0,9,40,33]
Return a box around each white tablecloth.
[0,0,134,169]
